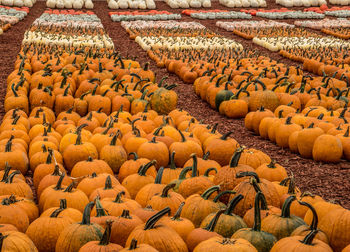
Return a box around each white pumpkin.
[46,0,56,8]
[202,0,211,7]
[56,0,65,8]
[108,0,118,8]
[64,0,73,9]
[178,0,189,8]
[13,0,23,6]
[73,0,83,8]
[24,0,33,7]
[138,1,146,9]
[241,0,250,7]
[85,0,94,9]
[234,0,243,7]
[2,0,14,6]
[146,0,155,9]
[250,0,259,7]
[189,0,201,7]
[118,0,128,8]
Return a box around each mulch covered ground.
[0,0,349,208]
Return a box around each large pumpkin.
[55,202,104,252]
[193,237,257,252]
[126,207,188,252]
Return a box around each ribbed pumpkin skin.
[78,241,123,252]
[126,224,188,252]
[193,237,257,252]
[55,223,104,252]
[0,203,29,232]
[319,208,350,252]
[270,235,332,252]
[41,207,83,222]
[119,243,158,252]
[200,213,247,238]
[232,229,276,252]
[261,214,305,240]
[0,231,38,252]
[26,216,74,252]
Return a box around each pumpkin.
[193,237,257,252]
[0,224,18,233]
[71,156,113,178]
[249,88,279,112]
[150,85,178,115]
[270,230,332,252]
[0,138,29,175]
[261,195,306,240]
[120,239,158,252]
[63,132,98,171]
[230,172,280,217]
[126,207,188,252]
[238,148,271,169]
[232,192,277,252]
[148,183,184,215]
[275,117,302,148]
[169,131,203,167]
[312,134,343,163]
[291,201,329,244]
[296,123,324,158]
[89,175,130,201]
[122,161,156,199]
[0,170,33,199]
[204,132,239,166]
[90,197,119,229]
[159,202,195,241]
[100,134,127,173]
[135,167,166,207]
[213,147,255,203]
[181,185,226,228]
[110,210,143,247]
[183,151,221,177]
[118,153,155,182]
[186,209,224,251]
[319,208,350,252]
[0,231,38,251]
[2,195,38,224]
[26,207,74,252]
[137,137,169,168]
[178,154,215,199]
[96,191,141,217]
[200,194,247,238]
[41,199,82,222]
[79,220,123,252]
[255,160,288,182]
[77,173,120,198]
[303,201,342,226]
[55,202,104,252]
[0,196,29,233]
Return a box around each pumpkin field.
[0,0,349,251]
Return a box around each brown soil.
[0,0,349,208]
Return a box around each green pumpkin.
[233,191,277,252]
[261,195,306,240]
[200,194,247,238]
[215,81,234,109]
[150,84,178,115]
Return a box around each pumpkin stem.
[301,230,319,246]
[236,171,260,183]
[190,154,198,178]
[128,152,138,161]
[64,182,75,192]
[95,196,108,217]
[161,183,176,197]
[103,176,113,190]
[129,239,139,250]
[121,209,132,219]
[5,138,13,152]
[213,190,236,202]
[220,131,233,140]
[203,151,210,160]
[172,202,185,221]
[99,220,113,246]
[54,173,65,190]
[59,199,67,209]
[252,192,266,231]
[0,233,8,249]
[81,202,95,225]
[178,166,192,180]
[144,207,171,230]
[138,160,156,176]
[224,194,244,215]
[1,163,11,182]
[298,201,319,231]
[169,152,177,170]
[50,206,65,218]
[113,191,125,203]
[281,195,296,218]
[201,185,220,200]
[178,129,187,142]
[204,209,225,232]
[154,167,164,184]
[203,167,217,177]
[75,132,82,145]
[229,147,244,168]
[267,160,276,168]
